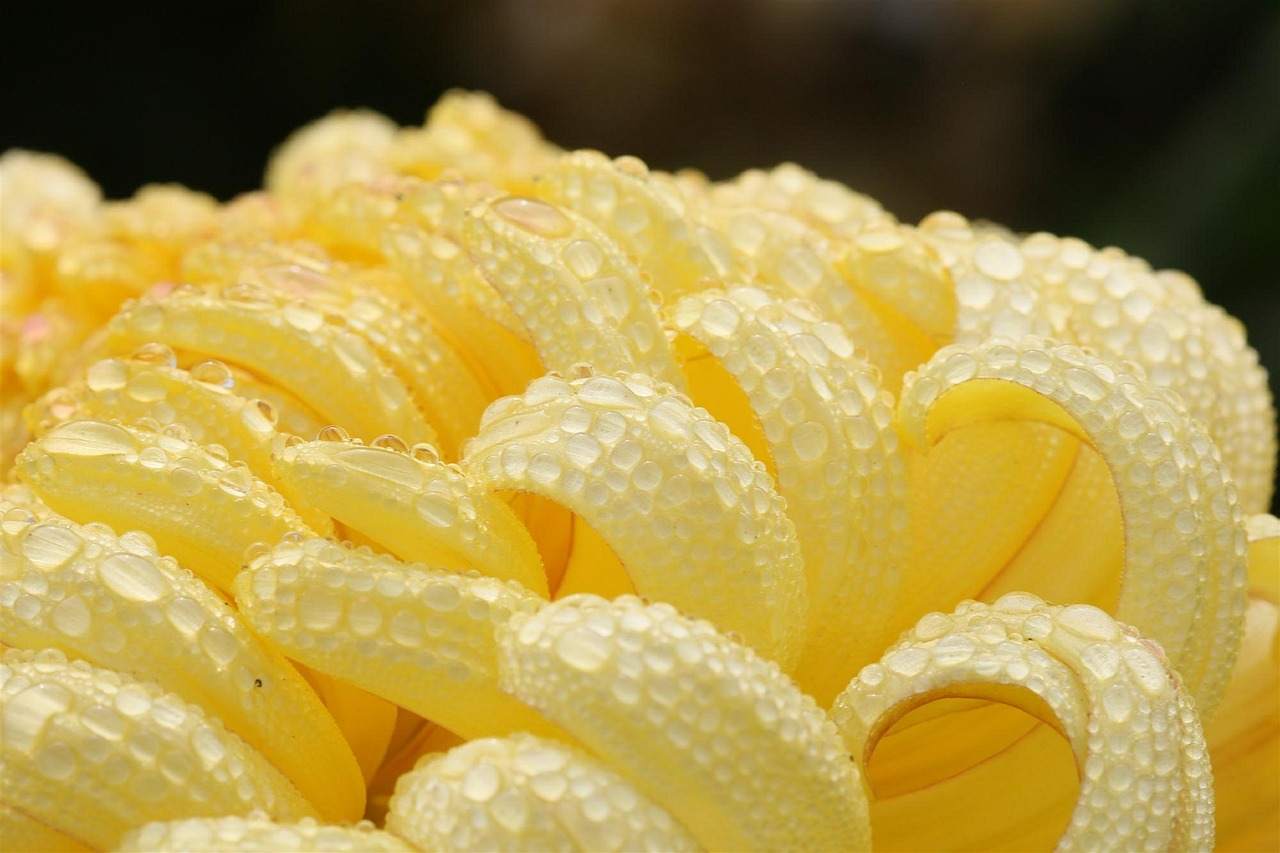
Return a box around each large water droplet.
[98,552,168,602]
[336,446,423,489]
[20,524,83,570]
[494,197,573,239]
[554,626,612,673]
[42,420,135,457]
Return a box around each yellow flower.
[1,91,1276,852]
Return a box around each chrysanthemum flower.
[1,91,1275,852]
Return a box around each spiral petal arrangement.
[0,90,1275,852]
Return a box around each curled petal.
[25,354,332,533]
[386,733,700,852]
[0,513,365,822]
[16,419,317,596]
[117,815,413,852]
[463,371,806,668]
[101,284,437,446]
[706,162,887,243]
[463,196,684,387]
[273,437,547,596]
[832,594,1213,852]
[232,536,558,742]
[898,337,1247,717]
[542,149,744,302]
[264,110,397,209]
[0,649,315,850]
[498,594,870,853]
[699,203,924,392]
[669,286,908,701]
[389,90,557,191]
[1205,514,1280,851]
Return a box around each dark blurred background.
[5,0,1277,509]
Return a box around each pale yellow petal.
[16,419,317,596]
[0,649,315,850]
[832,594,1214,852]
[386,734,700,852]
[116,815,414,852]
[272,437,547,596]
[232,535,559,742]
[898,337,1247,717]
[0,512,366,822]
[100,283,437,447]
[463,370,806,668]
[669,285,908,702]
[462,196,684,388]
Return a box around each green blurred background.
[5,0,1277,510]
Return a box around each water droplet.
[885,646,929,677]
[85,359,129,392]
[317,425,349,443]
[461,763,502,802]
[199,626,239,666]
[699,299,741,337]
[98,552,168,602]
[189,360,234,388]
[791,421,829,462]
[554,626,612,673]
[239,399,277,433]
[562,239,604,279]
[51,596,91,637]
[20,524,83,570]
[298,587,342,631]
[1064,367,1107,402]
[36,741,76,780]
[137,446,168,470]
[169,465,203,497]
[1079,642,1121,680]
[372,434,409,453]
[411,443,441,464]
[973,240,1025,282]
[216,467,253,497]
[494,197,573,239]
[282,300,324,333]
[336,446,423,489]
[3,681,73,752]
[416,492,459,528]
[1056,604,1119,641]
[389,610,423,647]
[42,420,135,457]
[130,342,177,368]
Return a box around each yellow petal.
[16,419,317,596]
[898,337,1248,718]
[386,734,700,852]
[232,535,559,742]
[462,195,684,388]
[833,593,1214,851]
[669,285,908,702]
[117,815,414,852]
[0,648,315,850]
[1206,514,1280,851]
[0,804,92,853]
[542,149,743,303]
[100,283,437,447]
[0,512,366,822]
[463,370,807,668]
[389,89,558,191]
[25,352,333,533]
[707,162,887,242]
[499,594,870,852]
[272,437,547,596]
